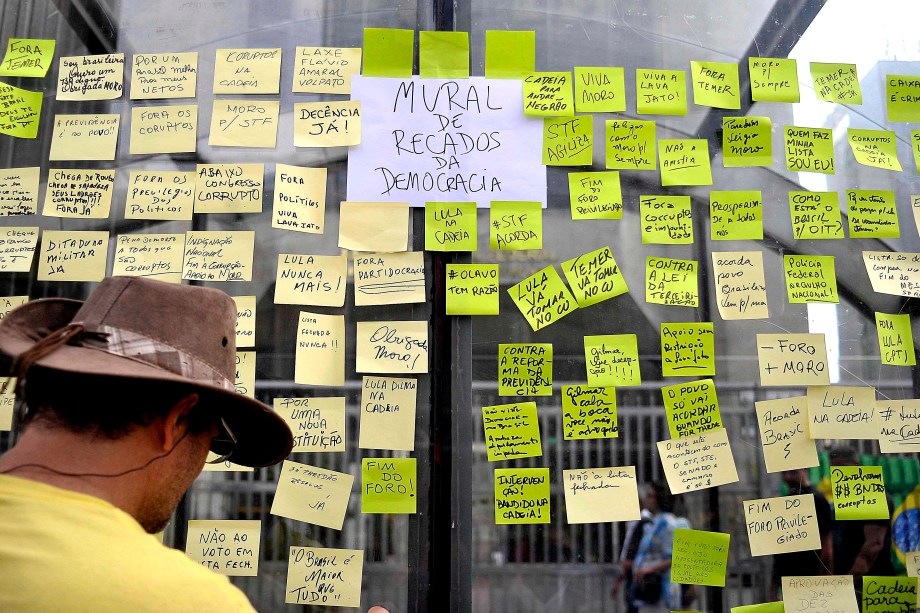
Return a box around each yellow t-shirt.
[0,474,256,613]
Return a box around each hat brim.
[0,298,293,468]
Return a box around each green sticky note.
[784,126,835,174]
[831,465,889,520]
[789,191,844,239]
[691,61,740,109]
[361,458,416,514]
[498,344,552,396]
[862,576,918,613]
[490,201,542,250]
[508,265,578,331]
[784,255,838,304]
[887,75,920,122]
[0,38,55,77]
[482,402,542,461]
[671,528,730,586]
[710,191,763,241]
[847,129,902,172]
[749,57,800,102]
[561,245,629,307]
[561,385,618,439]
[574,67,626,112]
[811,62,862,104]
[636,69,687,115]
[659,139,712,186]
[913,131,920,173]
[495,467,550,524]
[661,323,715,377]
[663,379,722,438]
[362,28,414,78]
[543,116,592,165]
[640,195,693,244]
[425,201,477,251]
[723,116,772,167]
[485,30,535,79]
[876,312,916,366]
[646,257,698,307]
[0,82,42,138]
[846,190,900,238]
[568,171,623,219]
[419,31,469,79]
[606,120,656,170]
[584,334,640,386]
[732,602,785,613]
[523,72,574,116]
[446,264,498,315]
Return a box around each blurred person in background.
[630,482,688,613]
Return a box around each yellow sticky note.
[783,577,859,613]
[646,257,698,307]
[272,164,326,234]
[274,254,347,307]
[484,30,535,79]
[57,54,125,100]
[671,528,730,586]
[661,323,715,377]
[0,377,15,430]
[185,520,260,576]
[0,38,55,77]
[807,385,875,439]
[49,114,119,161]
[846,190,899,238]
[636,69,687,115]
[482,401,542,461]
[783,255,838,303]
[568,171,622,219]
[543,116,592,165]
[847,129,901,171]
[789,191,843,239]
[508,265,578,331]
[561,246,629,307]
[37,230,109,282]
[362,28,414,78]
[811,62,862,104]
[0,167,39,215]
[130,104,197,154]
[658,427,740,494]
[182,231,254,282]
[913,195,920,233]
[213,48,281,94]
[490,201,542,250]
[876,399,920,453]
[584,334,640,386]
[295,311,344,386]
[755,396,819,473]
[356,320,428,374]
[0,296,27,321]
[271,460,354,529]
[125,171,194,220]
[234,351,255,397]
[749,57,800,102]
[194,164,263,214]
[831,465,889,520]
[862,251,920,298]
[286,547,363,607]
[362,458,416,514]
[605,119,656,170]
[446,264,499,315]
[563,466,640,524]
[495,467,550,524]
[209,100,279,148]
[757,334,830,387]
[43,169,115,218]
[722,117,772,167]
[498,344,552,397]
[232,296,256,348]
[523,72,574,116]
[0,227,37,272]
[575,67,626,113]
[425,202,477,251]
[913,133,920,173]
[0,82,42,138]
[293,47,361,94]
[354,252,425,307]
[359,376,417,451]
[784,126,835,174]
[130,52,197,99]
[339,201,408,252]
[743,495,820,556]
[274,397,345,452]
[732,603,785,613]
[691,61,740,109]
[887,75,920,122]
[419,31,469,79]
[663,379,721,438]
[640,195,693,244]
[112,233,183,283]
[863,577,919,613]
[561,385,618,439]
[659,139,712,186]
[875,313,915,366]
[908,552,920,578]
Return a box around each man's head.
[782,468,811,492]
[828,444,860,467]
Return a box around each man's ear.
[161,393,200,451]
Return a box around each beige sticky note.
[0,167,39,216]
[37,231,108,282]
[562,466,640,524]
[807,386,876,439]
[57,54,125,100]
[131,52,198,99]
[782,577,859,613]
[209,100,279,148]
[286,547,363,607]
[112,233,184,283]
[0,377,15,431]
[0,227,38,272]
[757,334,830,386]
[194,164,264,214]
[129,104,197,154]
[0,296,28,321]
[295,311,344,386]
[213,48,281,94]
[274,254,346,307]
[356,320,428,374]
[274,397,345,452]
[201,453,253,472]
[49,114,120,161]
[658,427,739,494]
[907,552,920,578]
[272,164,326,234]
[339,201,409,252]
[359,376,417,451]
[125,171,194,220]
[755,396,819,473]
[43,169,115,219]
[875,399,920,453]
[294,101,361,147]
[185,520,260,576]
[293,46,361,94]
[354,252,425,306]
[862,251,920,298]
[743,495,821,556]
[182,231,254,282]
[270,460,354,530]
[712,251,769,320]
[234,351,255,397]
[232,296,256,348]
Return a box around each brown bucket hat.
[0,276,292,467]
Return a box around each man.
[0,277,294,612]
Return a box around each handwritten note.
[232,296,255,348]
[757,334,830,386]
[234,351,254,397]
[194,164,263,214]
[659,139,712,186]
[755,397,819,473]
[425,201,476,250]
[789,191,843,239]
[847,129,901,171]
[658,427,739,494]
[286,546,363,608]
[0,227,37,272]
[182,231,254,282]
[523,72,573,116]
[646,257,698,307]
[875,399,920,453]
[782,576,859,613]
[561,385,618,440]
[482,402,542,461]
[125,171,194,220]
[131,52,197,99]
[784,255,838,303]
[36,231,108,282]
[744,495,820,556]
[362,457,416,513]
[446,264,499,315]
[484,30,534,79]
[636,69,686,115]
[274,397,345,453]
[112,233,183,283]
[605,119,656,170]
[271,460,353,529]
[909,552,920,578]
[49,114,119,161]
[691,61,740,109]
[129,104,197,154]
[274,254,346,307]
[563,466,639,524]
[57,54,124,100]
[831,466,889,520]
[293,46,361,94]
[723,117,772,167]
[785,126,835,174]
[209,100,278,148]
[359,377,417,451]
[862,252,920,298]
[661,323,715,377]
[710,191,763,240]
[0,377,15,430]
[561,246,628,307]
[846,190,899,238]
[213,48,281,94]
[0,168,38,216]
[294,101,361,147]
[543,116,591,165]
[863,577,918,613]
[671,528,730,586]
[584,334,640,386]
[568,171,622,219]
[875,313,915,366]
[295,312,344,386]
[42,169,115,218]
[354,252,425,307]
[508,265,578,331]
[272,165,326,234]
[490,201,542,250]
[495,467,550,525]
[0,83,41,138]
[807,385,875,439]
[498,344,552,397]
[185,520,260,576]
[356,320,428,374]
[640,195,692,244]
[0,296,27,320]
[339,201,408,252]
[887,75,920,122]
[0,38,54,77]
[663,379,722,438]
[713,251,769,320]
[749,57,800,102]
[575,67,625,113]
[811,62,861,104]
